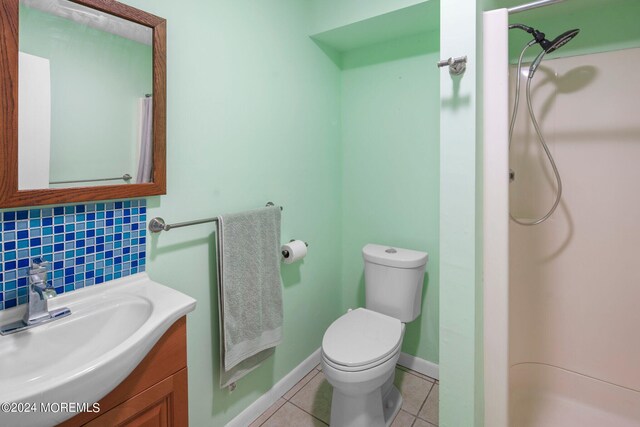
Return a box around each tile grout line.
[286,369,320,401]
[256,400,285,427]
[398,366,435,421]
[288,399,329,426]
[414,380,435,424]
[397,364,437,384]
[256,367,319,427]
[257,368,321,427]
[286,369,329,426]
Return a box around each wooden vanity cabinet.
[58,317,189,427]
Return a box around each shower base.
[510,363,640,427]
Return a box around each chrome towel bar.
[50,174,132,185]
[148,202,282,233]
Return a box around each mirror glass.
[18,0,153,190]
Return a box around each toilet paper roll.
[281,240,307,264]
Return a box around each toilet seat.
[322,340,401,372]
[322,308,403,371]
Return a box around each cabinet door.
[85,368,188,427]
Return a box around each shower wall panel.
[509,48,640,392]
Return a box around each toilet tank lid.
[362,244,428,269]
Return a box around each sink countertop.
[0,272,196,427]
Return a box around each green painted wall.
[340,31,441,364]
[439,0,482,426]
[123,1,444,424]
[310,0,432,35]
[118,1,343,425]
[19,5,152,184]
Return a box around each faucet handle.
[31,257,49,269]
[30,257,49,274]
[29,257,49,285]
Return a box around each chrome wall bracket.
[437,56,467,75]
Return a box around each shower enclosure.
[483,1,640,426]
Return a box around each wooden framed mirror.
[0,0,166,208]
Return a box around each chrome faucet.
[0,257,71,335]
[24,258,58,324]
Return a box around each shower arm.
[508,24,547,45]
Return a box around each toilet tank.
[363,244,428,322]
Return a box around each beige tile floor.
[249,364,439,427]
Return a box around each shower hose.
[509,42,562,226]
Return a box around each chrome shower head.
[529,28,580,77]
[509,24,580,53]
[540,29,580,54]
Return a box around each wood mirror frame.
[0,0,166,208]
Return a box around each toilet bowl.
[321,308,405,427]
[321,244,428,427]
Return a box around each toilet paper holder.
[282,240,308,259]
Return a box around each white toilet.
[321,243,428,427]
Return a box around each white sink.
[0,273,196,427]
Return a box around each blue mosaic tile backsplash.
[0,199,147,310]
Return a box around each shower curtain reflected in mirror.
[136,96,153,183]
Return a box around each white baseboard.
[398,352,439,380]
[226,348,321,427]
